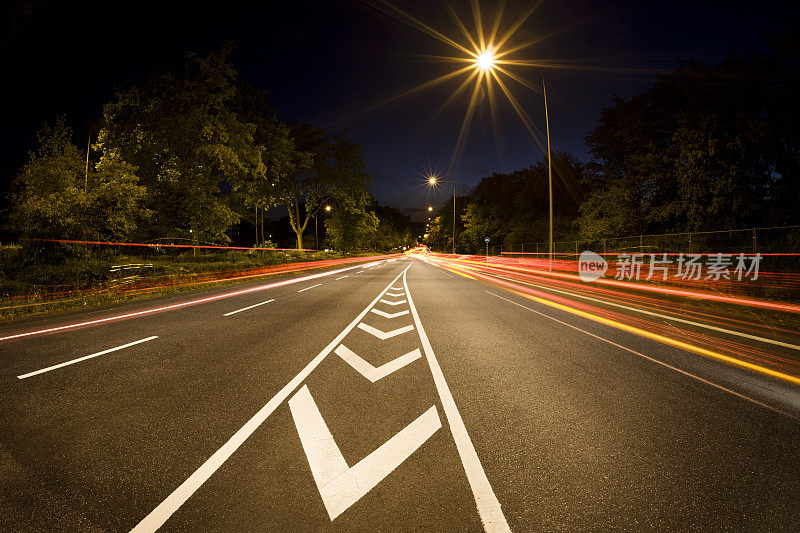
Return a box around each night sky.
[2,0,797,220]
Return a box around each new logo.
[578,250,607,282]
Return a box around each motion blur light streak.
[0,253,402,311]
[431,253,800,314]
[486,291,798,420]
[0,258,396,343]
[410,250,800,386]
[31,237,315,252]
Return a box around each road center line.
[17,336,159,379]
[223,299,276,317]
[130,265,411,533]
[485,291,797,420]
[403,268,511,532]
[298,283,322,293]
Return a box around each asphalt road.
[2,257,799,531]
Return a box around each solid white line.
[298,283,322,293]
[223,299,275,317]
[17,336,159,379]
[485,291,797,420]
[131,265,412,533]
[334,345,422,382]
[490,273,800,351]
[335,276,349,280]
[403,268,510,532]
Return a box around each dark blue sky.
[2,0,797,220]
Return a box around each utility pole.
[85,135,90,192]
[452,182,456,257]
[543,75,553,273]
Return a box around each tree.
[581,27,800,238]
[232,82,295,246]
[96,44,261,244]
[10,117,148,241]
[274,126,371,249]
[456,153,584,253]
[369,200,414,251]
[324,192,379,252]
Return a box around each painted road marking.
[370,309,409,319]
[404,268,511,532]
[379,299,407,306]
[390,285,403,290]
[335,276,349,280]
[289,385,440,520]
[334,345,422,382]
[223,299,275,317]
[17,336,159,379]
[131,266,411,533]
[357,323,414,340]
[298,283,322,293]
[385,291,405,297]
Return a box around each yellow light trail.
[421,252,800,388]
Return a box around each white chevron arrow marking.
[370,308,409,319]
[384,291,405,297]
[390,285,403,290]
[379,299,407,306]
[289,385,441,520]
[334,345,421,382]
[357,323,413,339]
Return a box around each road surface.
[2,257,799,531]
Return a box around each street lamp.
[426,175,458,256]
[542,75,554,272]
[427,206,433,212]
[316,205,332,251]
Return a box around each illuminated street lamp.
[316,205,332,251]
[542,76,553,272]
[426,175,458,256]
[427,206,433,212]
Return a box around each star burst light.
[373,0,554,172]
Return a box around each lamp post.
[427,176,457,256]
[316,204,331,251]
[542,74,554,272]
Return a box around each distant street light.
[427,206,433,212]
[426,175,457,256]
[316,205,332,251]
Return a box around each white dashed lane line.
[17,336,159,379]
[223,299,275,317]
[298,283,322,293]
